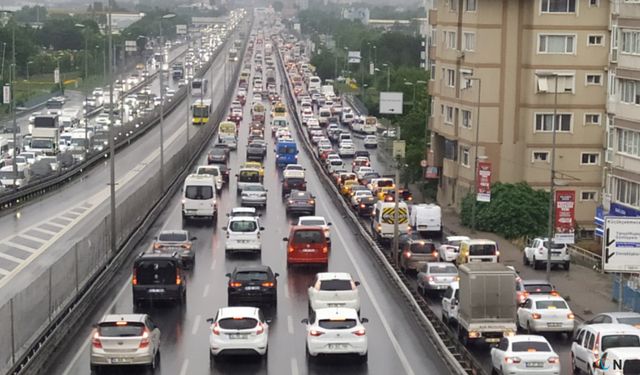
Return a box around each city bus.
[192,99,212,125]
[191,78,208,97]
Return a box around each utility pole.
[469,77,482,233]
[157,13,175,192]
[392,122,401,265]
[107,8,117,254]
[11,22,17,189]
[546,74,559,283]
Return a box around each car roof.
[522,279,554,285]
[100,314,146,323]
[464,239,497,245]
[233,265,272,273]
[229,216,258,222]
[298,216,326,222]
[232,207,256,214]
[218,306,260,319]
[316,272,352,281]
[158,230,188,236]
[604,347,640,357]
[446,236,471,241]
[290,190,311,197]
[582,323,640,334]
[599,311,640,318]
[507,334,550,343]
[315,307,359,320]
[427,262,458,270]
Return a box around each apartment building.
[427,0,609,231]
[598,0,640,235]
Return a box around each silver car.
[241,183,268,207]
[90,314,161,372]
[416,262,459,295]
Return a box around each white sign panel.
[54,68,60,84]
[603,217,640,273]
[176,24,187,35]
[369,63,374,75]
[393,140,405,159]
[379,92,403,115]
[293,23,301,32]
[125,40,137,52]
[347,51,361,64]
[2,85,10,104]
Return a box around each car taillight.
[176,274,182,285]
[432,251,438,258]
[322,246,328,254]
[181,243,192,250]
[212,323,221,335]
[504,356,521,364]
[154,243,163,250]
[567,313,575,320]
[404,251,412,259]
[548,356,559,364]
[550,291,559,296]
[309,330,324,336]
[360,204,365,208]
[91,331,102,348]
[427,276,434,282]
[139,329,150,348]
[308,199,315,204]
[353,329,366,336]
[256,323,265,335]
[230,282,242,287]
[531,313,541,320]
[288,246,295,253]
[261,281,274,287]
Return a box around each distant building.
[110,12,144,31]
[341,7,369,25]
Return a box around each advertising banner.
[476,161,491,202]
[554,190,576,244]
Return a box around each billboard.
[476,161,491,202]
[54,68,60,84]
[554,190,576,244]
[2,85,10,104]
[379,92,403,115]
[347,51,361,64]
[603,217,640,272]
[176,24,187,35]
[125,40,137,52]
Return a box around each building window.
[445,106,454,124]
[444,139,458,160]
[446,69,456,87]
[584,113,601,126]
[589,0,599,6]
[430,29,437,47]
[586,74,602,85]
[614,178,640,208]
[463,32,475,51]
[536,74,575,93]
[581,191,597,201]
[446,31,457,49]
[619,79,640,104]
[429,60,436,81]
[580,152,600,165]
[465,0,477,11]
[534,113,573,132]
[617,128,640,157]
[588,35,604,46]
[538,34,575,54]
[461,110,472,128]
[532,151,550,162]
[621,30,640,54]
[541,0,576,13]
[460,146,470,167]
[450,0,458,11]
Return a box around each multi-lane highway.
[48,21,453,375]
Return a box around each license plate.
[148,288,165,293]
[229,334,248,340]
[328,303,344,307]
[547,322,562,327]
[551,251,561,255]
[485,338,500,343]
[526,362,544,368]
[110,358,131,364]
[245,286,260,291]
[186,209,196,213]
[328,343,347,349]
[238,240,249,243]
[302,249,316,253]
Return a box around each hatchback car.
[241,184,268,207]
[416,262,458,295]
[207,307,269,361]
[90,314,161,372]
[580,311,640,329]
[284,226,329,266]
[285,190,316,216]
[132,252,186,306]
[302,308,368,362]
[490,335,560,375]
[308,272,360,314]
[398,239,438,273]
[152,230,197,269]
[227,265,279,306]
[207,147,228,164]
[224,216,264,254]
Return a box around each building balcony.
[428,80,437,95]
[428,9,437,25]
[428,46,436,60]
[442,158,459,179]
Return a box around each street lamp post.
[75,23,89,159]
[158,13,176,192]
[465,77,483,233]
[26,61,33,100]
[106,8,117,254]
[382,63,390,91]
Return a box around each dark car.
[152,230,197,269]
[208,147,228,164]
[282,176,306,197]
[218,164,231,183]
[132,252,186,306]
[226,265,279,305]
[359,172,381,185]
[285,190,316,215]
[354,150,370,159]
[356,196,376,217]
[398,239,437,273]
[246,142,265,161]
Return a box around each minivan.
[182,174,217,222]
[572,324,640,375]
[132,252,186,305]
[284,226,329,266]
[456,239,499,265]
[594,347,640,375]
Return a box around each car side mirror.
[282,237,288,241]
[221,227,227,231]
[300,318,309,324]
[573,336,581,343]
[206,318,214,324]
[355,281,360,286]
[260,227,265,231]
[235,174,238,177]
[361,318,369,323]
[190,237,197,241]
[452,298,459,306]
[274,273,280,277]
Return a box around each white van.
[196,165,223,191]
[371,201,410,241]
[224,216,263,254]
[595,347,640,375]
[318,107,332,126]
[410,204,442,236]
[572,324,640,375]
[182,174,217,222]
[308,76,321,92]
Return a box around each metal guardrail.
[343,93,368,116]
[568,244,602,271]
[276,42,483,375]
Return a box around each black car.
[282,176,306,197]
[152,230,197,269]
[354,150,370,159]
[218,164,231,183]
[246,142,265,161]
[208,147,228,164]
[227,265,279,305]
[356,196,376,217]
[132,252,186,306]
[285,190,316,215]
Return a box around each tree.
[14,5,48,23]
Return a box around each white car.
[327,158,346,174]
[517,295,575,334]
[355,166,374,181]
[363,135,377,148]
[303,308,368,362]
[338,143,355,158]
[207,306,269,360]
[438,236,471,262]
[523,237,571,271]
[351,190,373,207]
[308,273,360,312]
[490,335,560,375]
[20,151,38,165]
[196,165,223,191]
[224,216,263,254]
[297,216,332,242]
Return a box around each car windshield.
[292,230,324,244]
[229,220,257,232]
[98,322,145,337]
[618,317,640,325]
[319,279,352,291]
[218,317,258,330]
[429,265,458,274]
[235,271,269,281]
[135,260,176,285]
[318,319,357,330]
[198,168,219,176]
[524,284,554,293]
[511,341,551,352]
[410,242,436,253]
[158,233,187,242]
[543,241,565,249]
[601,335,640,351]
[535,300,568,309]
[447,240,465,247]
[185,186,213,200]
[244,185,264,192]
[239,171,260,182]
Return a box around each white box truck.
[409,204,442,237]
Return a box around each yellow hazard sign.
[381,207,408,224]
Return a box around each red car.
[284,226,329,266]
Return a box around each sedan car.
[438,236,471,262]
[308,272,360,314]
[241,184,268,207]
[152,230,197,269]
[226,265,279,305]
[351,190,374,207]
[579,311,640,329]
[490,335,560,375]
[220,135,237,150]
[207,307,269,360]
[285,190,316,215]
[416,262,458,295]
[90,314,161,372]
[338,143,355,158]
[302,308,368,363]
[517,295,574,334]
[363,135,377,148]
[207,147,228,164]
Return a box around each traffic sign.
[420,159,427,168]
[603,217,640,273]
[392,140,405,159]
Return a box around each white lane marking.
[62,279,130,375]
[4,241,38,254]
[0,268,9,276]
[290,357,299,375]
[287,315,294,335]
[0,252,24,263]
[192,315,201,335]
[284,282,290,300]
[202,283,210,298]
[34,226,59,235]
[179,359,189,375]
[210,259,217,270]
[16,233,46,244]
[318,199,416,375]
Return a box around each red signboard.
[424,166,439,179]
[476,161,491,202]
[554,190,576,244]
